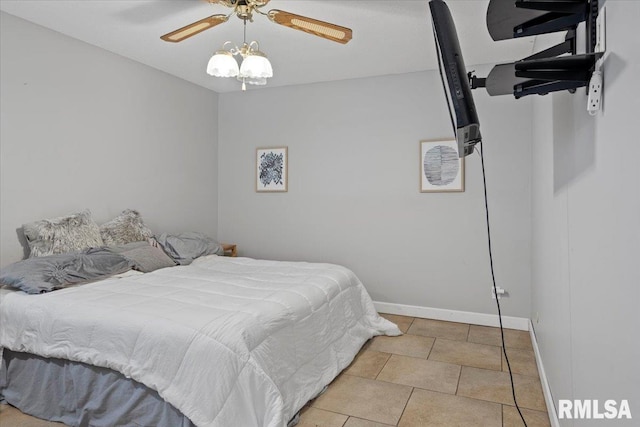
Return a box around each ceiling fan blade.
[267,9,352,44]
[206,0,271,5]
[161,14,229,43]
[205,0,235,6]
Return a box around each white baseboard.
[373,301,530,331]
[529,321,560,427]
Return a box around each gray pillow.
[105,241,150,254]
[100,209,153,246]
[23,210,104,258]
[0,248,133,294]
[106,242,176,273]
[155,232,224,265]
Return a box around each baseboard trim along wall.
[529,321,560,427]
[373,301,530,331]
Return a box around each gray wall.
[218,70,533,317]
[531,1,640,424]
[0,12,219,267]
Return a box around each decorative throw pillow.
[23,210,104,258]
[106,241,176,273]
[100,209,153,246]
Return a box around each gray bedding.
[0,350,196,427]
[154,232,224,265]
[0,248,133,294]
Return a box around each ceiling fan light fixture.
[206,50,239,77]
[239,51,273,79]
[163,3,352,89]
[164,3,351,90]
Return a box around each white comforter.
[0,256,400,427]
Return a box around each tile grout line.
[308,405,356,419]
[405,316,416,333]
[416,386,527,410]
[374,353,394,380]
[454,363,463,395]
[425,337,436,359]
[395,387,415,426]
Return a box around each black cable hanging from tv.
[477,143,529,427]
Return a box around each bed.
[0,255,400,427]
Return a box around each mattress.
[0,256,400,427]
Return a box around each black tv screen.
[429,0,481,157]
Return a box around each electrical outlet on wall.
[491,286,507,300]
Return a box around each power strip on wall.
[588,5,605,116]
[587,70,602,115]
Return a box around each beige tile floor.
[304,314,550,427]
[0,314,551,427]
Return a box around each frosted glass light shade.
[206,51,239,77]
[239,53,273,79]
[237,76,267,86]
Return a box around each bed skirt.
[0,350,196,427]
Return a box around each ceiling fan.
[160,0,353,44]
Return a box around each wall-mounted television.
[429,0,481,157]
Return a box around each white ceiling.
[0,0,540,93]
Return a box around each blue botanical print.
[259,152,284,187]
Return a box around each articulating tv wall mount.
[472,0,602,99]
